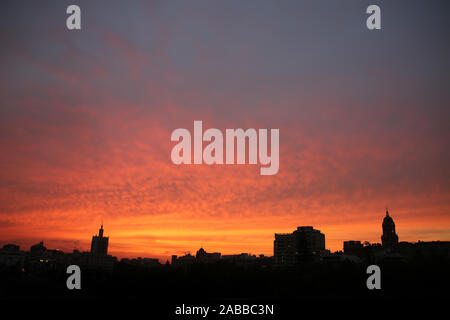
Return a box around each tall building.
[274,226,325,265]
[90,224,109,255]
[274,233,297,265]
[381,209,398,247]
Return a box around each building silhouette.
[90,224,109,255]
[172,248,221,266]
[120,257,161,267]
[195,247,221,263]
[381,209,399,247]
[274,226,326,265]
[343,240,364,255]
[30,241,46,254]
[171,253,196,266]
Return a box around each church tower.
[381,209,399,247]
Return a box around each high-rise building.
[294,226,326,254]
[274,233,296,265]
[274,226,325,265]
[381,209,398,247]
[90,224,109,255]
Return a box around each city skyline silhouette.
[1,207,449,309]
[1,1,449,314]
[1,209,448,265]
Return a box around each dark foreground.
[1,256,449,318]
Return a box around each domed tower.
[381,209,398,247]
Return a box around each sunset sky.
[1,1,449,262]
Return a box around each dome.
[383,215,393,224]
[381,208,399,247]
[383,209,394,225]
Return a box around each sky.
[0,0,449,262]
